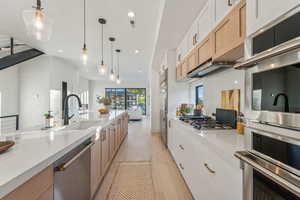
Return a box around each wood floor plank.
[93,119,193,200]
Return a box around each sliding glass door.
[126,88,146,115]
[105,88,146,115]
[105,88,126,110]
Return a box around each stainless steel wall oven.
[236,124,300,199]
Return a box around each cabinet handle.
[204,163,216,174]
[168,120,171,128]
[227,0,232,6]
[179,145,184,150]
[179,163,184,170]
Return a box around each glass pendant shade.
[81,45,88,65]
[110,70,115,81]
[116,75,121,84]
[22,9,53,41]
[98,61,107,75]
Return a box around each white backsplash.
[188,68,245,116]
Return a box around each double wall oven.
[235,6,300,200]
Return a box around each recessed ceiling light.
[128,11,135,18]
[134,49,140,54]
[58,49,63,53]
[138,69,142,73]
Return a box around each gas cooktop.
[180,116,234,130]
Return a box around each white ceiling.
[0,0,164,81]
[152,0,209,71]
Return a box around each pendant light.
[81,0,88,65]
[22,0,53,41]
[116,49,121,84]
[109,37,116,81]
[98,18,107,75]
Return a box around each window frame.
[195,85,204,106]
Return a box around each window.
[105,88,146,115]
[195,85,204,105]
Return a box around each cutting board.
[221,89,240,114]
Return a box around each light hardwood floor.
[94,119,193,200]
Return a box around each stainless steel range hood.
[187,61,234,78]
[234,37,300,69]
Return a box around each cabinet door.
[188,50,197,73]
[101,129,110,175]
[247,0,300,36]
[184,139,214,200]
[212,0,246,61]
[214,0,240,25]
[197,1,213,43]
[188,21,199,51]
[181,59,188,77]
[197,34,212,66]
[109,126,115,159]
[212,10,236,59]
[37,186,53,200]
[176,64,182,80]
[90,138,101,197]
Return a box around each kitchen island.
[169,118,245,200]
[0,111,128,199]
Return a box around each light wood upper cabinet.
[196,34,213,66]
[181,59,189,77]
[212,0,246,61]
[187,50,198,73]
[247,0,300,36]
[176,64,182,81]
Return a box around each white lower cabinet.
[169,120,242,200]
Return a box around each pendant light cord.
[101,24,104,63]
[83,0,86,47]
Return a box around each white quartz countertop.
[0,110,126,198]
[172,119,245,169]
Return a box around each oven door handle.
[235,151,300,197]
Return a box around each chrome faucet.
[63,94,82,125]
[273,93,289,112]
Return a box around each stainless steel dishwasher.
[54,139,94,200]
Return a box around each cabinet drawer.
[198,145,242,200]
[2,167,53,200]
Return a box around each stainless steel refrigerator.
[160,69,168,147]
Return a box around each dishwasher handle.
[55,142,94,172]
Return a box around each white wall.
[1,54,89,129]
[189,68,245,116]
[19,56,51,129]
[166,50,189,118]
[150,69,160,133]
[89,79,149,112]
[0,66,19,116]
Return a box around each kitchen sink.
[63,121,99,131]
